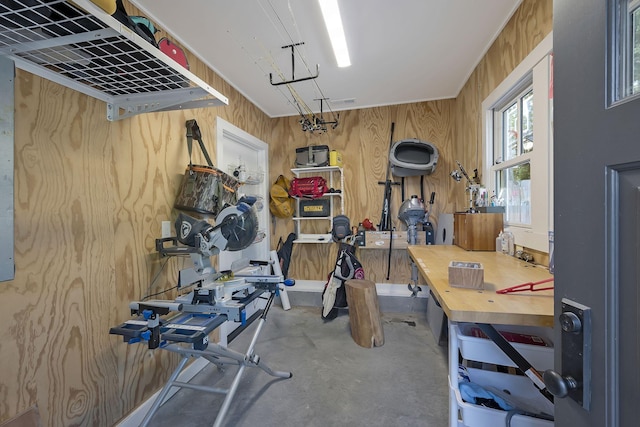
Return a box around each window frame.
[608,0,640,106]
[631,0,640,94]
[482,33,553,252]
[492,83,535,228]
[494,84,534,165]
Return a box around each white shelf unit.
[448,323,555,427]
[290,166,344,244]
[0,0,228,120]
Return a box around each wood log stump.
[345,279,385,348]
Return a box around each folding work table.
[408,245,555,427]
[110,279,292,427]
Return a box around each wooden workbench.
[408,245,555,427]
[408,245,554,327]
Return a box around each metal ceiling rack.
[269,42,319,86]
[0,0,228,120]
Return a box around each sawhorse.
[125,291,291,427]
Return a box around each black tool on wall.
[378,122,401,232]
[378,122,402,280]
[424,191,436,245]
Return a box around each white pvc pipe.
[270,250,291,310]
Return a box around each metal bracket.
[0,56,15,282]
[269,42,319,86]
[107,87,226,121]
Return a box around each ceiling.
[132,0,522,119]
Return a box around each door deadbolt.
[543,298,591,410]
[559,311,582,333]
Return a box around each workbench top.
[408,245,554,327]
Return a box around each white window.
[633,1,640,94]
[609,0,640,104]
[493,85,534,226]
[483,34,553,252]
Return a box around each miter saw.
[109,198,293,427]
[157,199,260,296]
[145,198,283,316]
[112,198,285,348]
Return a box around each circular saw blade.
[216,205,259,251]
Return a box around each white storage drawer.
[455,323,554,371]
[453,368,554,427]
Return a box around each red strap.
[496,278,554,294]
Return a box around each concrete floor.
[147,304,449,427]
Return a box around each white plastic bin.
[456,323,554,371]
[454,368,554,427]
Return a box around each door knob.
[543,369,579,398]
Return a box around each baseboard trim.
[291,280,430,298]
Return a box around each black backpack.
[276,233,296,278]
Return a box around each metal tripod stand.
[139,291,292,427]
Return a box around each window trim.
[494,156,533,227]
[633,0,640,94]
[494,85,534,165]
[608,0,640,106]
[482,33,553,252]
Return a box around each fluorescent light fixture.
[318,0,351,67]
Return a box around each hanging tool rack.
[264,39,338,133]
[0,0,228,121]
[298,98,339,133]
[269,42,319,86]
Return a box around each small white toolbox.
[455,323,554,371]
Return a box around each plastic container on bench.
[454,368,554,427]
[455,323,554,371]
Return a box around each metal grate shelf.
[0,0,228,120]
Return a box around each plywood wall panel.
[455,0,553,247]
[2,35,274,427]
[271,1,553,286]
[5,73,119,425]
[270,101,456,285]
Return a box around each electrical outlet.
[161,221,171,238]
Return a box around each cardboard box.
[448,261,484,289]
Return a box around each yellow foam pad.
[89,0,117,15]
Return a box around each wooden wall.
[272,0,553,284]
[0,0,552,426]
[271,102,457,285]
[454,0,553,262]
[0,26,273,427]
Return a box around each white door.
[215,117,270,271]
